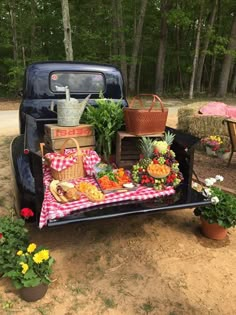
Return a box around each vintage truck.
[10,61,210,228]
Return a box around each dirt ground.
[0,100,236,315]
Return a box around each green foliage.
[194,178,236,229]
[83,94,124,161]
[3,243,55,289]
[0,216,29,275]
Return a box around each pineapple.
[139,137,154,168]
[164,131,175,146]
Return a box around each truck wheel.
[9,135,36,219]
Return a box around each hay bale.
[188,115,228,138]
[177,101,230,146]
[177,102,207,131]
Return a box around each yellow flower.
[16,250,23,256]
[33,249,50,264]
[27,243,37,253]
[20,263,29,274]
[39,249,50,261]
[33,252,43,264]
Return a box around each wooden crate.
[44,124,94,139]
[44,135,95,151]
[116,131,163,168]
[44,123,95,152]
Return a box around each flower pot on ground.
[19,283,48,302]
[193,175,236,240]
[3,243,55,301]
[205,146,217,156]
[217,151,231,161]
[201,135,222,156]
[200,217,227,240]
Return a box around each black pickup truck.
[10,61,210,228]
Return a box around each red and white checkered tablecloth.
[39,165,175,229]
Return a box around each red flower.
[20,208,34,219]
[0,233,3,239]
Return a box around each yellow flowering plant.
[3,243,55,289]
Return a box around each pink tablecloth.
[39,166,175,228]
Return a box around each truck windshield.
[50,72,105,93]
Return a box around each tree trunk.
[217,15,236,97]
[111,0,119,62]
[155,0,171,95]
[231,66,236,94]
[176,25,184,96]
[128,0,148,95]
[208,55,216,95]
[195,0,218,93]
[61,0,73,61]
[9,0,18,63]
[189,2,203,99]
[116,0,128,92]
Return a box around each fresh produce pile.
[96,166,133,191]
[132,132,183,190]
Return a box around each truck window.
[50,72,105,93]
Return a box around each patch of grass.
[102,297,117,309]
[130,273,144,281]
[36,303,54,315]
[139,300,155,314]
[2,300,14,310]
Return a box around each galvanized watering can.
[51,87,91,126]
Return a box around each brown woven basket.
[124,94,168,135]
[47,138,85,181]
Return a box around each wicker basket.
[124,94,168,135]
[46,138,85,181]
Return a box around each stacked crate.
[44,124,95,152]
[115,131,163,168]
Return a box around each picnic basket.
[124,94,168,135]
[43,138,85,181]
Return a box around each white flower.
[211,196,219,205]
[215,175,224,182]
[192,182,198,189]
[202,188,212,197]
[205,178,216,187]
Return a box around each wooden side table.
[115,131,164,168]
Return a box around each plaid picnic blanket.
[39,165,176,229]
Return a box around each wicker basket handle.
[129,94,164,112]
[60,137,82,157]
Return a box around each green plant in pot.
[83,94,124,162]
[0,210,31,275]
[3,242,55,302]
[193,176,236,240]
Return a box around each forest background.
[0,0,235,99]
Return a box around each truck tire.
[10,135,36,218]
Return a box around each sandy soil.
[0,100,236,315]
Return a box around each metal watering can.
[51,86,91,126]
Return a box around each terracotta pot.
[19,283,48,302]
[200,217,227,240]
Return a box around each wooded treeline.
[0,0,235,98]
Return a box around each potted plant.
[83,93,124,162]
[0,210,31,276]
[193,176,236,240]
[216,144,231,161]
[201,135,223,156]
[3,242,55,302]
